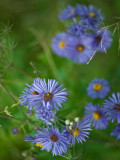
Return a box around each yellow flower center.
[59,41,66,48]
[73,128,79,137]
[76,45,84,52]
[93,83,102,91]
[89,12,95,17]
[93,111,101,120]
[35,143,43,147]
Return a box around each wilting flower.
[65,119,92,145]
[35,104,56,125]
[20,78,68,110]
[87,78,110,99]
[110,124,120,140]
[25,126,70,156]
[103,92,120,123]
[84,103,109,129]
[91,29,112,53]
[76,4,104,28]
[51,33,68,57]
[66,35,95,63]
[59,5,77,20]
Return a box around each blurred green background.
[0,0,120,160]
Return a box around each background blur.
[0,0,120,160]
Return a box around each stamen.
[76,44,84,52]
[50,134,58,142]
[75,117,79,122]
[93,83,102,91]
[44,93,53,101]
[93,111,101,120]
[70,121,73,125]
[32,91,39,95]
[59,41,66,48]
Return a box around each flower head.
[35,104,56,125]
[25,126,70,156]
[87,78,110,99]
[91,29,112,53]
[110,124,120,140]
[84,103,109,130]
[103,92,120,123]
[51,33,68,57]
[76,5,104,28]
[65,119,92,145]
[59,5,77,20]
[66,35,95,64]
[20,78,68,110]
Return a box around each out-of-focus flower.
[87,78,110,99]
[110,124,120,140]
[84,103,109,129]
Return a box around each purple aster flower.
[66,35,95,64]
[20,78,68,110]
[91,29,112,53]
[87,78,110,99]
[110,124,120,140]
[59,5,77,20]
[35,104,56,125]
[103,92,120,123]
[51,33,68,57]
[64,119,92,145]
[11,128,19,135]
[67,22,87,36]
[25,126,70,156]
[84,103,109,130]
[76,4,104,27]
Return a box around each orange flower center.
[44,93,53,101]
[76,44,84,52]
[93,111,101,120]
[50,134,58,142]
[59,41,66,48]
[93,83,102,91]
[32,91,39,95]
[89,12,95,17]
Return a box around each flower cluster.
[84,78,120,140]
[51,4,112,64]
[20,78,92,156]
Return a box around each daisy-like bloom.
[66,35,95,64]
[24,126,70,156]
[110,124,120,140]
[76,5,104,27]
[19,78,68,110]
[35,104,56,125]
[91,29,112,53]
[65,119,92,145]
[51,33,68,57]
[103,92,120,123]
[87,78,110,99]
[84,103,109,130]
[59,5,77,20]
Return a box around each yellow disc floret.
[73,128,79,137]
[59,41,66,48]
[35,143,43,147]
[93,111,101,120]
[89,12,95,17]
[93,83,102,91]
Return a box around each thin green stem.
[0,115,25,122]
